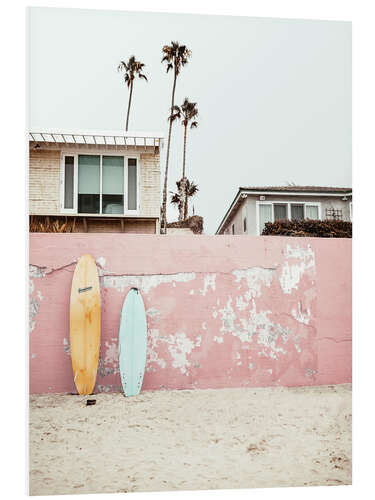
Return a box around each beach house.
[29,129,163,233]
[216,186,352,235]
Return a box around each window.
[258,204,272,233]
[63,156,74,210]
[306,205,319,219]
[274,204,287,221]
[243,217,247,233]
[291,204,304,220]
[102,156,124,214]
[231,224,235,234]
[257,201,320,234]
[127,158,137,210]
[78,155,100,213]
[349,202,352,221]
[61,154,138,214]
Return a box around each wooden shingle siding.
[139,152,160,218]
[29,149,60,214]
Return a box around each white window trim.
[256,200,321,235]
[60,153,78,214]
[60,151,140,215]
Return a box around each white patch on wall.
[200,274,216,296]
[96,256,106,269]
[218,297,236,334]
[235,295,247,311]
[189,289,195,295]
[63,337,70,355]
[213,336,224,344]
[29,265,46,278]
[167,332,200,375]
[233,267,275,299]
[103,341,119,371]
[202,322,207,330]
[217,291,290,358]
[291,301,311,325]
[29,268,44,334]
[147,329,167,369]
[279,244,316,294]
[101,271,196,294]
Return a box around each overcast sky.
[28,8,351,234]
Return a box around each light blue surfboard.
[118,288,148,397]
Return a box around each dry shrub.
[262,219,352,238]
[167,215,203,234]
[29,216,74,233]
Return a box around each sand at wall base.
[29,384,351,496]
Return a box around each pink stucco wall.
[29,234,352,394]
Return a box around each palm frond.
[186,179,199,197]
[170,191,181,205]
[118,56,148,85]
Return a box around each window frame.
[60,151,140,215]
[256,200,321,235]
[60,153,78,214]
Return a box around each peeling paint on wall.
[200,274,216,296]
[147,329,167,369]
[63,338,70,355]
[101,271,196,294]
[29,269,44,333]
[168,332,201,375]
[292,301,311,325]
[233,267,275,297]
[279,244,316,294]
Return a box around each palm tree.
[170,179,199,219]
[160,41,192,234]
[118,56,147,131]
[170,98,198,220]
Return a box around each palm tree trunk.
[182,124,187,179]
[184,183,189,220]
[161,70,177,234]
[179,125,188,221]
[126,81,133,132]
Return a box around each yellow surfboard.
[70,254,101,395]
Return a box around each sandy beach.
[29,384,351,496]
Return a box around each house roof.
[239,185,351,194]
[215,185,352,234]
[29,129,164,148]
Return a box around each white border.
[4,2,375,500]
